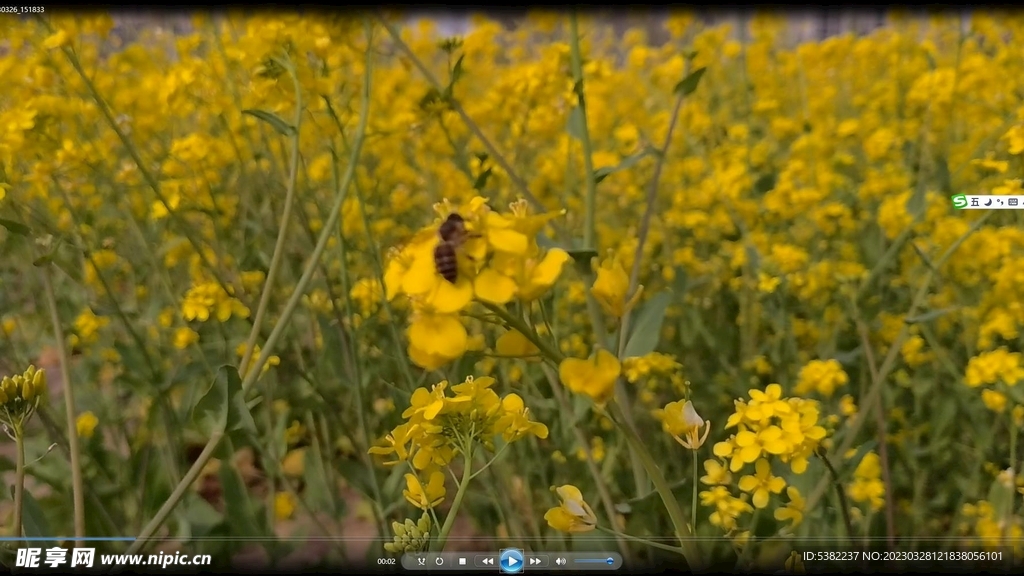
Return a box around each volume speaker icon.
[555,557,566,566]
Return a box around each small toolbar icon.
[529,557,542,566]
[555,557,566,566]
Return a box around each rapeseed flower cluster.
[384,197,570,370]
[0,365,46,430]
[369,375,548,509]
[701,384,825,533]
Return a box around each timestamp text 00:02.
[378,557,397,565]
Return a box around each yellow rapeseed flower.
[590,255,643,318]
[558,348,622,406]
[543,485,597,533]
[403,470,446,510]
[76,411,99,439]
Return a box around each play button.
[499,549,524,573]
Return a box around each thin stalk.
[40,267,85,543]
[691,451,699,532]
[1006,418,1017,542]
[431,443,474,552]
[610,402,703,571]
[125,23,374,555]
[817,450,856,544]
[596,526,684,555]
[567,12,597,250]
[240,55,304,380]
[854,319,896,550]
[13,425,25,539]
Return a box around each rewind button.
[476,555,498,568]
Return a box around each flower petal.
[474,269,518,304]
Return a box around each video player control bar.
[401,551,623,571]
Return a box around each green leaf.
[904,307,959,324]
[0,219,30,236]
[182,493,225,538]
[192,365,256,442]
[242,109,297,137]
[567,106,586,141]
[906,185,927,218]
[218,439,261,539]
[673,66,707,96]
[623,291,673,359]
[451,54,465,85]
[21,489,51,548]
[303,440,337,515]
[473,167,493,192]
[744,244,761,274]
[593,149,654,184]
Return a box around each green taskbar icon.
[951,194,968,209]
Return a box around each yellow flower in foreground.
[76,411,99,439]
[653,399,711,450]
[590,256,643,318]
[774,486,805,531]
[404,470,447,510]
[558,348,622,405]
[738,458,786,508]
[407,312,468,371]
[544,485,597,533]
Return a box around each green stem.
[596,525,685,555]
[817,450,855,544]
[13,425,24,539]
[691,450,699,533]
[1006,416,1017,541]
[469,442,509,481]
[609,402,703,571]
[481,302,564,364]
[40,266,86,543]
[568,12,597,250]
[125,429,223,555]
[432,443,474,552]
[240,55,303,380]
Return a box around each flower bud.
[3,376,18,399]
[21,377,34,402]
[0,389,7,404]
[393,520,407,538]
[32,369,46,394]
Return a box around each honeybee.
[433,213,481,283]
